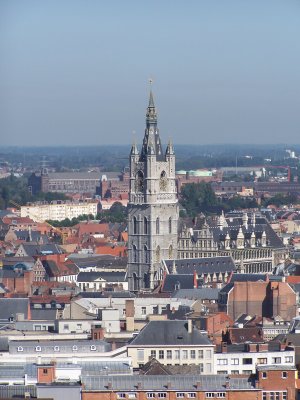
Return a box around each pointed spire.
[166,138,174,155]
[149,89,155,108]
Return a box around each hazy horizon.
[1,1,300,146]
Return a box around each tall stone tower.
[127,90,179,291]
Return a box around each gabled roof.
[128,320,212,347]
[161,274,195,292]
[77,271,126,283]
[18,243,64,256]
[172,288,219,301]
[0,298,29,320]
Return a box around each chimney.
[137,382,142,390]
[107,382,112,390]
[166,382,172,389]
[188,319,193,334]
[225,379,230,389]
[221,342,228,353]
[196,381,201,390]
[193,271,198,288]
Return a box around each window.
[167,350,172,359]
[182,350,188,359]
[17,346,23,352]
[206,349,212,358]
[128,394,136,399]
[231,358,239,365]
[190,350,196,359]
[54,346,59,352]
[72,345,78,351]
[142,307,146,315]
[272,357,281,364]
[150,350,156,358]
[205,394,214,398]
[35,346,41,352]
[144,217,148,234]
[285,356,293,363]
[187,393,196,398]
[176,394,185,398]
[169,217,172,234]
[199,363,204,373]
[175,350,180,359]
[147,394,155,399]
[133,245,137,263]
[262,372,267,379]
[262,393,267,400]
[43,369,48,374]
[242,358,252,365]
[242,370,252,375]
[122,308,126,316]
[282,371,287,378]
[217,359,228,365]
[158,393,166,398]
[282,392,287,400]
[231,370,239,375]
[206,363,212,373]
[63,324,69,330]
[159,350,164,359]
[257,358,267,364]
[117,394,126,399]
[90,345,97,351]
[137,349,144,361]
[217,394,226,399]
[156,218,160,234]
[133,217,138,234]
[198,350,203,359]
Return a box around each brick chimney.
[221,342,228,353]
[37,365,56,384]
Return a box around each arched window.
[133,217,138,234]
[133,273,138,291]
[144,217,148,234]
[156,217,160,234]
[156,246,160,263]
[169,217,172,234]
[169,245,173,259]
[132,244,137,263]
[144,245,149,263]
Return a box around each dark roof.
[0,298,29,321]
[30,308,58,321]
[82,374,255,391]
[165,257,236,275]
[229,273,268,283]
[128,320,212,346]
[19,243,64,256]
[77,291,136,299]
[68,255,127,270]
[77,271,126,283]
[161,274,194,292]
[172,288,219,301]
[13,230,49,243]
[216,341,289,353]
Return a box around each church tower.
[127,89,179,291]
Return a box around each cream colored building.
[127,320,215,373]
[21,201,98,222]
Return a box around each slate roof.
[19,243,64,256]
[13,230,49,243]
[0,298,29,321]
[165,257,236,275]
[172,288,219,301]
[77,271,126,283]
[161,274,195,292]
[216,342,290,353]
[208,217,284,248]
[30,308,58,321]
[81,374,255,391]
[228,273,268,283]
[78,291,136,299]
[69,254,127,270]
[128,320,212,347]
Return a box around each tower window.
[144,217,148,234]
[169,217,172,233]
[144,245,149,263]
[156,217,160,234]
[133,245,137,263]
[136,170,144,192]
[133,217,138,234]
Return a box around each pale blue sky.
[1,0,300,146]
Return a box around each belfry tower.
[127,89,179,291]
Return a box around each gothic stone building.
[127,91,179,291]
[178,213,287,274]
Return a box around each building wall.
[127,345,214,371]
[21,201,98,222]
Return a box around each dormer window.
[72,345,78,351]
[35,346,41,352]
[17,346,23,352]
[90,345,97,351]
[54,346,59,352]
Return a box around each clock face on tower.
[159,170,167,191]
